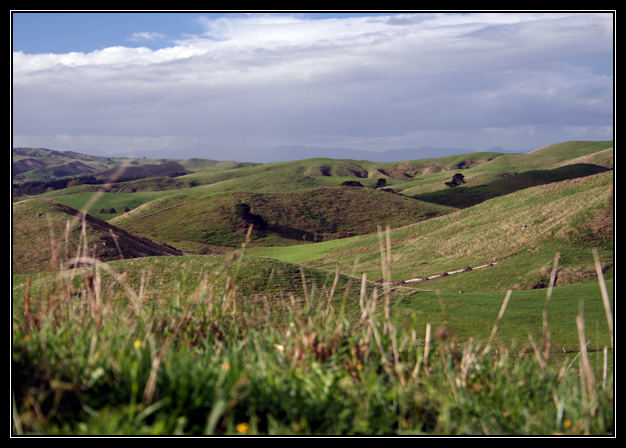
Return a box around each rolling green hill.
[111,187,455,253]
[14,140,614,267]
[12,198,183,274]
[391,140,613,197]
[251,170,613,291]
[17,141,611,221]
[412,163,610,208]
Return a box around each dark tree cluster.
[340,181,364,187]
[234,202,266,229]
[445,173,466,188]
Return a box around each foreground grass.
[12,247,614,435]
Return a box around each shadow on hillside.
[238,204,327,243]
[412,163,610,209]
[265,223,325,242]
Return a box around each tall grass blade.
[480,289,512,358]
[12,391,23,435]
[542,252,560,360]
[592,249,613,349]
[576,302,595,399]
[204,399,227,435]
[602,346,608,390]
[423,323,432,375]
[359,273,367,317]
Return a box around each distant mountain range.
[103,145,523,163]
[246,145,483,163]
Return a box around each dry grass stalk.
[63,256,146,325]
[242,223,254,249]
[556,354,572,384]
[327,266,340,307]
[363,288,378,346]
[369,314,392,377]
[576,303,595,399]
[300,269,310,308]
[23,277,32,330]
[457,337,477,387]
[389,324,406,387]
[542,252,560,360]
[527,332,548,370]
[91,264,103,331]
[592,249,613,349]
[109,229,124,259]
[64,219,71,261]
[12,391,23,435]
[398,333,409,354]
[143,336,173,404]
[602,346,609,390]
[376,226,393,332]
[423,323,432,375]
[45,214,59,271]
[359,273,367,318]
[480,289,512,358]
[80,216,89,261]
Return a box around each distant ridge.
[80,145,516,163]
[248,145,482,163]
[13,144,527,165]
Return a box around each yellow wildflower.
[221,362,231,371]
[235,422,249,434]
[133,340,143,349]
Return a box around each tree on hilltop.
[445,173,466,188]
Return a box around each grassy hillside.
[412,163,610,208]
[12,147,252,199]
[13,147,116,182]
[12,147,247,183]
[16,140,613,275]
[393,141,613,197]
[111,187,455,253]
[171,153,502,189]
[12,248,612,352]
[251,171,613,291]
[12,198,183,274]
[13,187,177,221]
[16,141,611,227]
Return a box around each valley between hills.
[11,141,614,435]
[13,140,613,292]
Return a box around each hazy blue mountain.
[17,144,526,164]
[105,145,520,163]
[248,146,478,163]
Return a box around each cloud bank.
[12,12,614,160]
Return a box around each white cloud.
[127,31,167,43]
[12,12,614,157]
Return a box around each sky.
[11,11,615,162]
